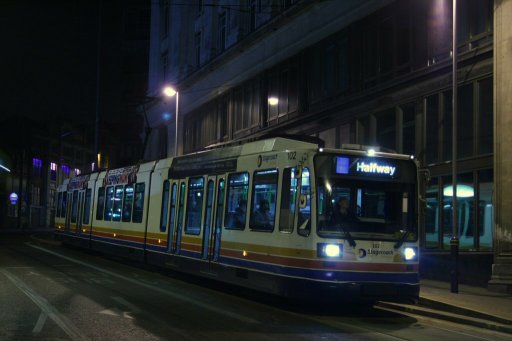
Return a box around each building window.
[268,62,298,123]
[197,0,203,15]
[478,77,493,154]
[62,165,70,178]
[218,12,226,52]
[161,51,168,81]
[33,158,42,177]
[195,32,201,68]
[74,168,81,176]
[31,185,41,206]
[425,95,440,164]
[162,0,171,38]
[457,84,474,159]
[249,0,256,32]
[401,103,416,156]
[50,162,57,181]
[477,169,493,250]
[376,109,396,151]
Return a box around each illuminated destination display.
[335,157,398,177]
[335,156,350,174]
[356,161,396,176]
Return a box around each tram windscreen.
[315,154,417,241]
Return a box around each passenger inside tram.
[252,199,273,229]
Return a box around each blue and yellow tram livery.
[55,136,420,302]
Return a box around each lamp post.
[163,86,179,156]
[451,0,459,294]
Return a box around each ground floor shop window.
[424,169,493,250]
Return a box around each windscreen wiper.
[394,230,410,249]
[335,217,356,247]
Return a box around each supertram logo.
[356,161,396,176]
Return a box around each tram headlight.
[404,247,418,261]
[317,243,343,258]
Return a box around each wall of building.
[146,0,500,286]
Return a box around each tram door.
[64,192,72,231]
[169,180,186,254]
[75,190,85,233]
[201,176,225,264]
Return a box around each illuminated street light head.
[163,86,177,97]
[268,97,279,106]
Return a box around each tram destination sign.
[335,156,399,178]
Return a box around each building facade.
[144,0,512,291]
[0,117,95,230]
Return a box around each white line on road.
[27,243,259,324]
[0,268,89,340]
[33,312,48,333]
[112,296,142,313]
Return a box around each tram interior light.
[317,243,343,258]
[404,247,418,261]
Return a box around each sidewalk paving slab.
[378,279,512,334]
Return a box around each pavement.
[378,279,512,334]
[2,227,512,334]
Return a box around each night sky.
[1,1,101,125]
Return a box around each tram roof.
[167,136,321,178]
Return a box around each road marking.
[27,243,259,324]
[33,312,48,333]
[112,296,142,313]
[0,268,89,340]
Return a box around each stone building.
[144,0,512,292]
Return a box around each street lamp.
[162,85,179,156]
[451,0,459,294]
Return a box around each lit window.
[75,168,81,175]
[33,158,42,176]
[62,165,70,175]
[50,162,57,181]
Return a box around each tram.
[54,135,420,302]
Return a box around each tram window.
[185,177,204,235]
[96,187,105,220]
[56,192,62,217]
[83,189,92,225]
[104,186,115,221]
[122,185,134,222]
[280,168,297,233]
[160,180,170,232]
[298,167,311,237]
[225,172,249,230]
[71,190,79,223]
[250,169,278,231]
[61,191,67,218]
[132,183,145,223]
[112,185,124,222]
